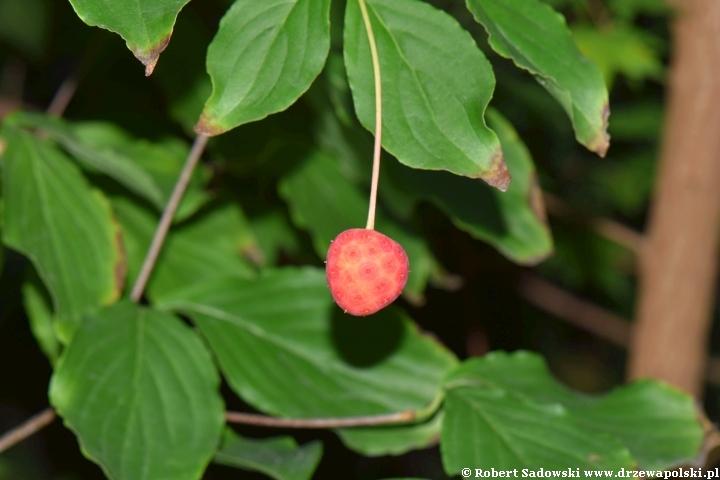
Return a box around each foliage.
[0,0,703,479]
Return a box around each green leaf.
[442,355,635,473]
[1,128,124,343]
[112,197,257,302]
[250,210,301,267]
[606,0,669,21]
[278,150,439,298]
[572,25,664,88]
[6,111,165,210]
[456,351,703,470]
[66,0,191,75]
[22,268,61,365]
[387,109,552,265]
[0,0,49,59]
[466,0,610,156]
[214,428,323,480]
[5,112,211,221]
[344,0,508,189]
[337,410,443,457]
[157,267,457,428]
[196,0,332,135]
[49,300,225,480]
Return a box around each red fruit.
[326,228,409,316]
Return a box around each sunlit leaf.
[196,0,331,135]
[466,0,610,156]
[344,0,508,189]
[214,428,322,480]
[66,0,191,75]
[1,128,124,343]
[572,25,664,88]
[49,301,225,480]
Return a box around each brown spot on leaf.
[194,112,226,137]
[589,102,611,158]
[240,242,264,266]
[131,35,171,77]
[109,215,127,304]
[477,148,511,192]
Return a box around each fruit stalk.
[358,0,382,230]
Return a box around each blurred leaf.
[572,25,664,88]
[22,268,61,365]
[539,0,586,9]
[387,109,553,265]
[344,0,508,189]
[1,128,124,343]
[157,267,458,450]
[538,226,634,307]
[0,0,48,58]
[607,102,663,142]
[442,353,635,473]
[606,0,670,21]
[112,197,256,302]
[250,210,301,267]
[49,300,225,480]
[278,149,439,298]
[591,152,655,217]
[337,410,443,457]
[466,351,703,470]
[214,428,323,480]
[467,0,610,156]
[66,0,191,75]
[196,0,331,135]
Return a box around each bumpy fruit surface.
[326,228,409,316]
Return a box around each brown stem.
[225,410,415,428]
[517,273,630,347]
[543,192,644,254]
[130,134,209,301]
[517,274,720,388]
[0,408,56,454]
[46,75,78,117]
[628,0,720,396]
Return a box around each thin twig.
[46,75,78,117]
[0,408,56,454]
[517,273,720,387]
[225,410,415,428]
[543,191,644,254]
[517,273,631,347]
[358,0,383,231]
[130,134,209,301]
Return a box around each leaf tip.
[591,103,611,158]
[478,149,511,192]
[131,35,172,77]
